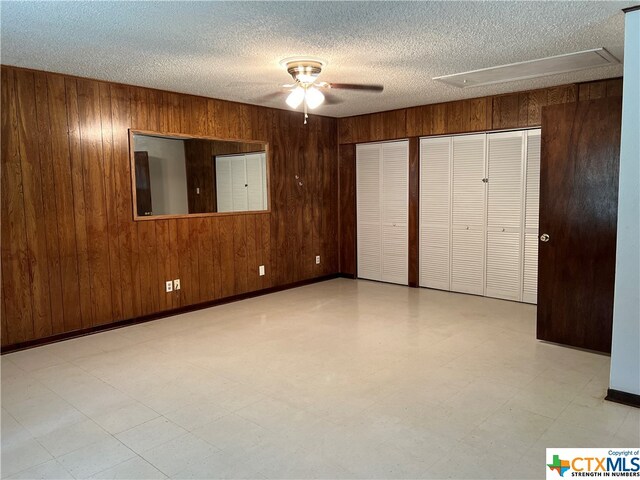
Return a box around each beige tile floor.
[1,279,638,479]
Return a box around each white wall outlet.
[165,280,173,293]
[315,255,321,265]
[259,265,265,276]
[174,279,181,290]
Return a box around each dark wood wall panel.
[338,79,619,145]
[337,77,622,276]
[338,144,356,277]
[1,65,338,348]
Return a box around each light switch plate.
[315,256,321,265]
[174,279,181,290]
[165,280,173,293]
[259,265,265,276]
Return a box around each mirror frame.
[129,129,271,221]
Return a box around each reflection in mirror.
[131,133,268,218]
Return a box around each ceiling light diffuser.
[305,87,325,109]
[286,86,305,108]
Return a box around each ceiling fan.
[263,57,384,123]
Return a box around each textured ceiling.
[1,1,635,117]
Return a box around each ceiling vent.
[433,48,619,88]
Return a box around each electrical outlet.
[174,279,181,290]
[259,265,265,276]
[315,255,321,265]
[165,280,173,293]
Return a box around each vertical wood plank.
[431,103,446,134]
[15,69,53,338]
[110,83,142,320]
[47,74,83,332]
[464,98,487,132]
[606,78,623,97]
[197,218,215,302]
[1,67,34,344]
[445,101,464,133]
[492,93,519,130]
[338,144,356,276]
[33,72,65,334]
[218,216,235,297]
[98,81,124,322]
[64,77,93,328]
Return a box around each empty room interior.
[1,1,639,479]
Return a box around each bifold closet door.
[522,130,541,304]
[356,141,408,285]
[451,134,486,295]
[485,131,525,301]
[381,141,409,284]
[356,144,382,281]
[419,137,451,290]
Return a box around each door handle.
[540,233,550,242]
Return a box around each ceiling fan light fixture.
[286,86,305,108]
[305,87,325,109]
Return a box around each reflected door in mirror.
[215,153,267,213]
[135,151,153,216]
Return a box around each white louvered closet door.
[357,144,382,281]
[523,129,541,304]
[381,141,409,285]
[485,131,525,301]
[230,156,249,211]
[245,153,267,211]
[419,137,451,290]
[215,157,233,212]
[451,134,486,295]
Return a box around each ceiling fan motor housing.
[285,60,324,84]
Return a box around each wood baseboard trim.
[605,388,640,408]
[1,274,340,354]
[337,273,357,279]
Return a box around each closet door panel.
[452,134,486,228]
[486,229,521,300]
[451,226,484,295]
[356,144,382,281]
[523,233,539,304]
[523,130,541,304]
[230,156,248,211]
[486,132,524,229]
[451,134,485,295]
[485,131,524,301]
[419,137,451,289]
[215,157,233,213]
[420,225,449,290]
[381,142,408,225]
[381,141,408,284]
[382,224,408,284]
[525,131,541,231]
[358,224,382,281]
[245,153,266,211]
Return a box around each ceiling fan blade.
[323,92,343,105]
[328,83,384,92]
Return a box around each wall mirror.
[130,131,269,219]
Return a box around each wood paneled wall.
[1,65,338,348]
[337,77,623,277]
